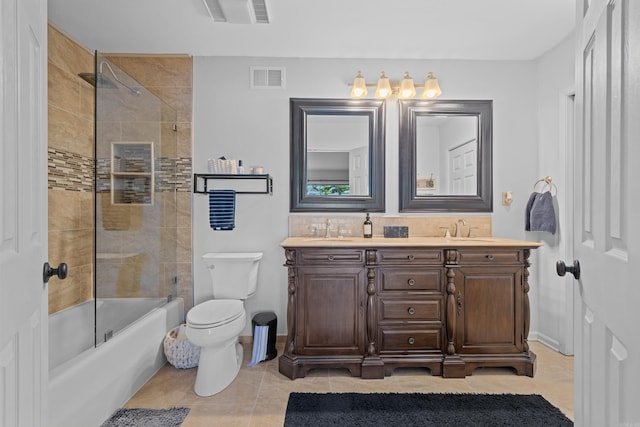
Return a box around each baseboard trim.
[532,332,562,353]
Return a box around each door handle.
[556,260,580,280]
[43,262,68,283]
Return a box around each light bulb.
[375,71,392,99]
[350,71,368,98]
[421,72,442,99]
[398,72,416,99]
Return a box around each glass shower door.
[94,53,178,345]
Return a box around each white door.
[448,139,477,195]
[571,0,640,425]
[0,0,48,425]
[349,145,368,196]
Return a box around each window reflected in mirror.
[306,115,370,196]
[290,98,385,212]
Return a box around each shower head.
[78,72,118,89]
[78,61,142,96]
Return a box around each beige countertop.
[281,236,543,248]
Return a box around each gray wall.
[193,55,567,337]
[532,33,576,354]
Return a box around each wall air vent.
[250,66,285,89]
[202,0,270,24]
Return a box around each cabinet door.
[296,266,365,355]
[455,265,523,354]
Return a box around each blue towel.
[208,190,236,231]
[247,325,269,367]
[526,191,556,234]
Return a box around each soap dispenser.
[363,213,373,238]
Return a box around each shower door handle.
[43,262,68,283]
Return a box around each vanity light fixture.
[349,71,442,99]
[350,71,368,98]
[398,72,416,99]
[374,71,392,99]
[422,72,442,99]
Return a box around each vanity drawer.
[380,327,442,352]
[297,249,364,265]
[379,299,441,321]
[380,269,442,292]
[458,250,521,265]
[377,249,443,265]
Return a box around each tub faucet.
[455,219,467,238]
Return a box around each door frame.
[559,87,575,356]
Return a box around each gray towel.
[526,191,556,234]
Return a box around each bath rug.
[101,407,190,427]
[284,393,573,426]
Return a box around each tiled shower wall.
[47,25,95,314]
[47,24,194,314]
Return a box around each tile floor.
[124,340,573,426]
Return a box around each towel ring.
[533,176,557,195]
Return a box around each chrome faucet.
[455,219,467,238]
[325,219,332,238]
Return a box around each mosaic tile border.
[49,148,192,193]
[96,157,192,193]
[48,148,93,192]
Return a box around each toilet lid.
[187,299,244,328]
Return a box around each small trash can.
[251,311,278,361]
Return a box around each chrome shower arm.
[99,61,142,96]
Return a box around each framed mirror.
[399,99,493,212]
[290,98,385,212]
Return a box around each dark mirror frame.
[399,99,493,212]
[290,98,386,212]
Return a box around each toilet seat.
[187,300,244,329]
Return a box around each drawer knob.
[408,307,415,315]
[327,255,335,261]
[408,337,415,345]
[486,254,494,261]
[408,254,415,261]
[407,278,416,286]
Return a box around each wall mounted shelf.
[193,173,273,195]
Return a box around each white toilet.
[185,252,263,396]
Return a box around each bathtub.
[48,297,183,427]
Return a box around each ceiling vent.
[250,66,285,89]
[251,0,269,24]
[202,0,270,24]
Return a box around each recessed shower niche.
[110,141,154,205]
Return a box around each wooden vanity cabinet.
[279,248,367,379]
[295,265,366,357]
[376,249,445,376]
[447,249,536,377]
[279,242,537,380]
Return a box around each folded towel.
[526,191,556,234]
[208,190,236,230]
[525,192,538,231]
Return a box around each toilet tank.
[202,252,263,299]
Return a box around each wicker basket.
[163,324,200,369]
